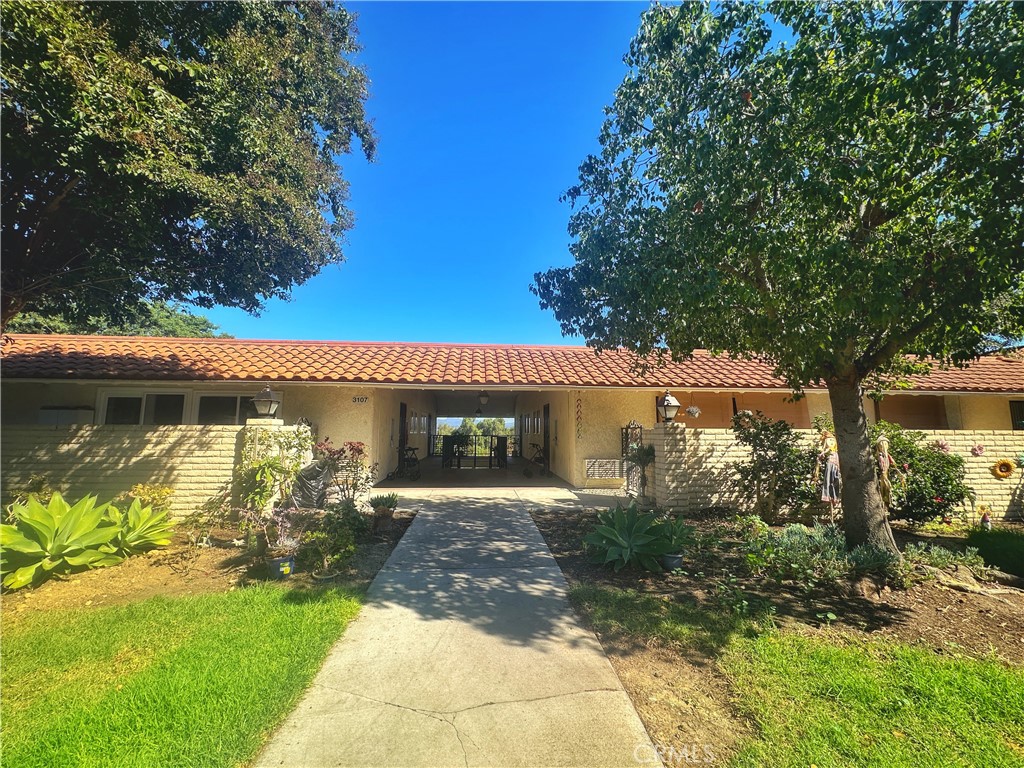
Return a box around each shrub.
[301,511,357,573]
[1,494,122,589]
[731,411,819,523]
[0,492,173,590]
[316,439,378,501]
[624,444,655,497]
[869,421,974,523]
[325,499,371,538]
[966,527,1024,577]
[240,456,290,512]
[584,502,673,572]
[903,542,987,574]
[117,483,174,516]
[105,498,175,556]
[741,521,850,591]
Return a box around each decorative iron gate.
[621,420,644,496]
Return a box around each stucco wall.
[950,395,1018,430]
[573,389,655,487]
[651,424,1024,520]
[515,390,574,484]
[0,424,242,515]
[280,384,376,450]
[370,388,437,480]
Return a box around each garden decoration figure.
[814,429,842,522]
[873,435,906,512]
[980,508,992,531]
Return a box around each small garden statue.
[813,429,842,522]
[980,508,992,531]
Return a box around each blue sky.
[200,2,649,343]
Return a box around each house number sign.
[352,396,369,403]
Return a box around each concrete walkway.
[255,488,653,768]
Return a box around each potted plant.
[625,444,656,499]
[240,507,314,579]
[368,493,399,532]
[658,516,696,571]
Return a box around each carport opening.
[431,416,519,469]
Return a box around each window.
[1011,401,1024,431]
[103,393,184,425]
[196,395,257,425]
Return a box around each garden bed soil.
[1,508,416,622]
[529,506,1024,764]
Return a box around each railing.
[428,434,520,468]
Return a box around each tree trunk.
[826,375,899,554]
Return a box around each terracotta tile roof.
[2,335,1022,393]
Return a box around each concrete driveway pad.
[256,488,652,768]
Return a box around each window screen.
[198,396,238,425]
[144,394,185,425]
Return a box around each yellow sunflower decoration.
[991,458,1016,480]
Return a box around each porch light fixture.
[657,391,681,423]
[478,391,490,405]
[252,385,281,418]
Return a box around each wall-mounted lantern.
[252,385,282,418]
[657,391,681,423]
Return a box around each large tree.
[534,2,1023,552]
[1,1,375,330]
[5,300,229,337]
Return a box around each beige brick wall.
[1,424,242,516]
[651,424,1024,520]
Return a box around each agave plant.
[106,498,175,556]
[583,502,673,572]
[0,493,123,590]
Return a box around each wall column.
[651,422,687,511]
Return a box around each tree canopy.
[5,300,229,337]
[1,1,375,330]
[533,1,1023,550]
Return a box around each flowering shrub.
[316,439,378,501]
[870,421,974,523]
[931,439,951,453]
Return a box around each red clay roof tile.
[1,335,1022,393]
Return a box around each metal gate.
[621,420,644,497]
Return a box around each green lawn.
[570,584,1024,768]
[1,584,361,768]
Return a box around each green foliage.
[583,502,674,572]
[1,1,374,328]
[966,527,1024,577]
[659,515,696,554]
[741,522,850,591]
[870,421,974,522]
[2,474,63,522]
[315,439,376,502]
[625,444,655,496]
[903,542,987,574]
[368,493,399,510]
[731,411,818,522]
[117,483,175,516]
[533,1,1024,549]
[6,301,230,337]
[1,585,361,768]
[240,456,290,512]
[534,2,1024,387]
[105,498,175,556]
[301,512,357,574]
[324,499,371,539]
[1,493,122,589]
[848,543,903,582]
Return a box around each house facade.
[2,334,1022,518]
